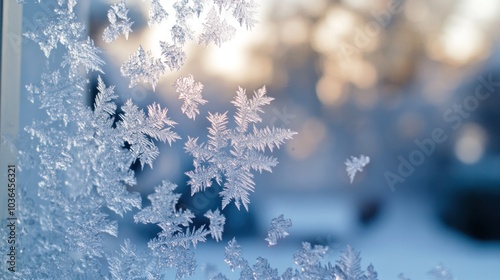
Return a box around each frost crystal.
[294,242,329,277]
[160,42,186,71]
[121,45,166,90]
[204,208,226,242]
[148,0,169,26]
[232,0,258,29]
[174,74,207,120]
[119,100,180,168]
[107,239,144,280]
[103,0,134,43]
[334,245,364,280]
[253,257,279,280]
[134,180,209,278]
[345,154,370,183]
[224,238,247,271]
[111,0,259,86]
[199,8,236,47]
[220,240,380,280]
[185,86,296,210]
[24,4,104,77]
[265,214,292,246]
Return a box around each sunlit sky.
[102,0,500,90]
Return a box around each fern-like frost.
[205,208,226,242]
[265,214,292,246]
[174,74,207,120]
[345,154,370,183]
[185,86,296,210]
[103,0,134,43]
[121,45,166,90]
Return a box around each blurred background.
[20,0,500,278]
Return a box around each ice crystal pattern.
[0,1,436,280]
[345,154,370,183]
[121,45,166,90]
[148,0,169,26]
[265,214,292,246]
[23,1,104,77]
[199,8,236,47]
[221,239,379,280]
[173,74,207,120]
[204,208,226,242]
[133,180,211,279]
[11,1,291,278]
[103,0,134,43]
[185,86,297,210]
[105,0,258,88]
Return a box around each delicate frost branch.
[232,0,258,29]
[160,42,186,71]
[199,8,236,47]
[115,0,259,86]
[107,239,145,280]
[173,74,207,120]
[265,214,292,246]
[103,0,134,43]
[185,86,296,210]
[335,245,365,280]
[121,45,165,90]
[224,238,247,272]
[118,100,180,168]
[204,208,226,242]
[148,0,168,26]
[345,154,370,183]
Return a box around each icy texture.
[148,0,169,26]
[121,45,166,90]
[119,100,180,168]
[345,154,370,183]
[204,208,226,242]
[185,86,297,210]
[224,238,246,272]
[160,42,186,71]
[24,2,103,77]
[11,1,294,279]
[219,241,380,280]
[231,0,258,29]
[173,74,207,120]
[106,0,259,88]
[199,8,236,47]
[103,0,134,43]
[265,214,292,246]
[107,239,144,280]
[134,180,209,278]
[334,245,365,280]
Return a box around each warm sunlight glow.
[438,16,487,64]
[312,7,357,54]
